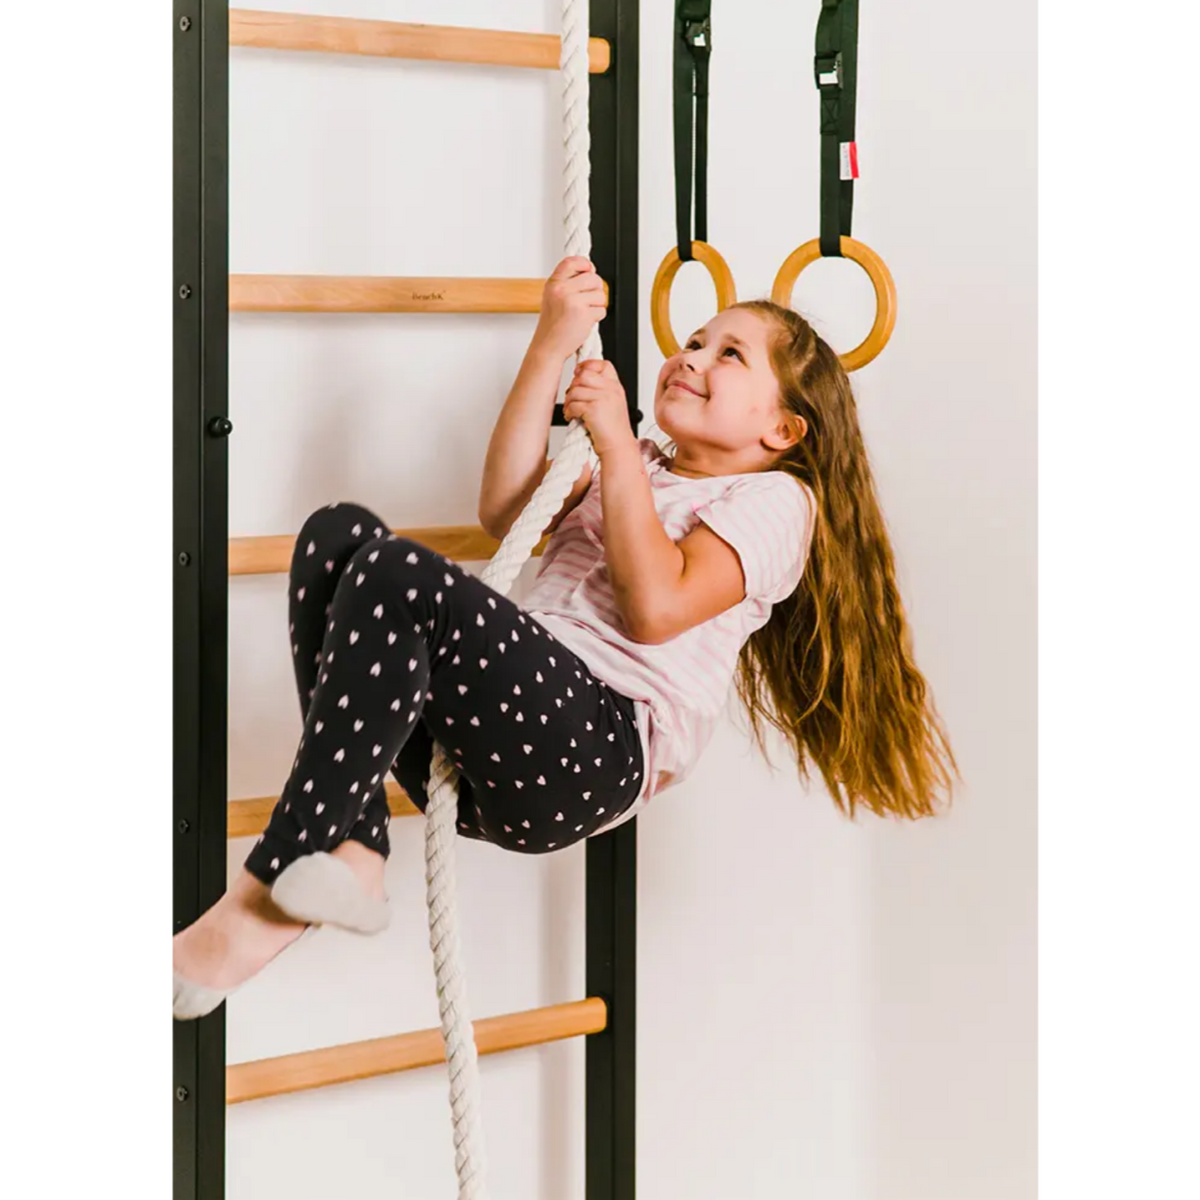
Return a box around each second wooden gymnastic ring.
[770,236,897,373]
[650,242,738,359]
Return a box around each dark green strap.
[674,1,711,262]
[814,0,858,258]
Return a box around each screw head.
[179,16,192,32]
[178,818,191,834]
[207,415,233,438]
[178,284,192,300]
[178,551,191,567]
[176,1086,189,1102]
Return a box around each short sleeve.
[695,474,814,603]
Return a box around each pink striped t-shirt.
[523,438,814,831]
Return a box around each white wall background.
[224,2,1036,1198]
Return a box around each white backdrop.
[224,2,1036,1197]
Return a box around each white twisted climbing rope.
[423,2,601,1195]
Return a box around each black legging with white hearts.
[244,503,645,884]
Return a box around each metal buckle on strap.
[684,17,711,52]
[814,51,842,88]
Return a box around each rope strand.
[424,0,601,1194]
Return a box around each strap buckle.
[683,17,711,52]
[814,51,842,89]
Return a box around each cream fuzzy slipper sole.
[173,971,235,1021]
[270,852,390,935]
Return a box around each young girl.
[173,256,955,1018]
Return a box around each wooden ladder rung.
[229,526,546,576]
[227,998,609,1104]
[228,781,418,840]
[230,274,551,315]
[230,9,612,74]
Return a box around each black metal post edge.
[173,3,229,1199]
[586,1,639,1198]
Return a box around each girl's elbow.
[623,608,675,646]
[630,628,672,646]
[478,503,506,542]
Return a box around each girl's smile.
[664,376,706,398]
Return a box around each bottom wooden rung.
[227,997,608,1104]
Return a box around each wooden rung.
[230,10,611,74]
[227,998,608,1104]
[229,526,546,577]
[230,274,549,314]
[228,781,418,840]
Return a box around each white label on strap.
[840,141,860,180]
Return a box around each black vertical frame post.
[174,3,229,1199]
[586,2,639,1199]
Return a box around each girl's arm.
[597,443,745,644]
[478,257,606,541]
[563,361,746,644]
[478,339,591,540]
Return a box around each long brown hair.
[731,300,956,819]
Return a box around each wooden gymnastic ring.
[770,236,897,373]
[650,242,738,358]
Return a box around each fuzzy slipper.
[172,925,318,1020]
[270,852,390,935]
[173,971,234,1021]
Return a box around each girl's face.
[654,308,798,466]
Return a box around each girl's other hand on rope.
[564,359,637,459]
[534,256,607,360]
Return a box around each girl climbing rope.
[173,254,956,1016]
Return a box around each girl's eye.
[684,340,700,351]
[723,346,744,361]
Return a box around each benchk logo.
[412,290,446,302]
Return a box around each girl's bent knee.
[298,502,388,552]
